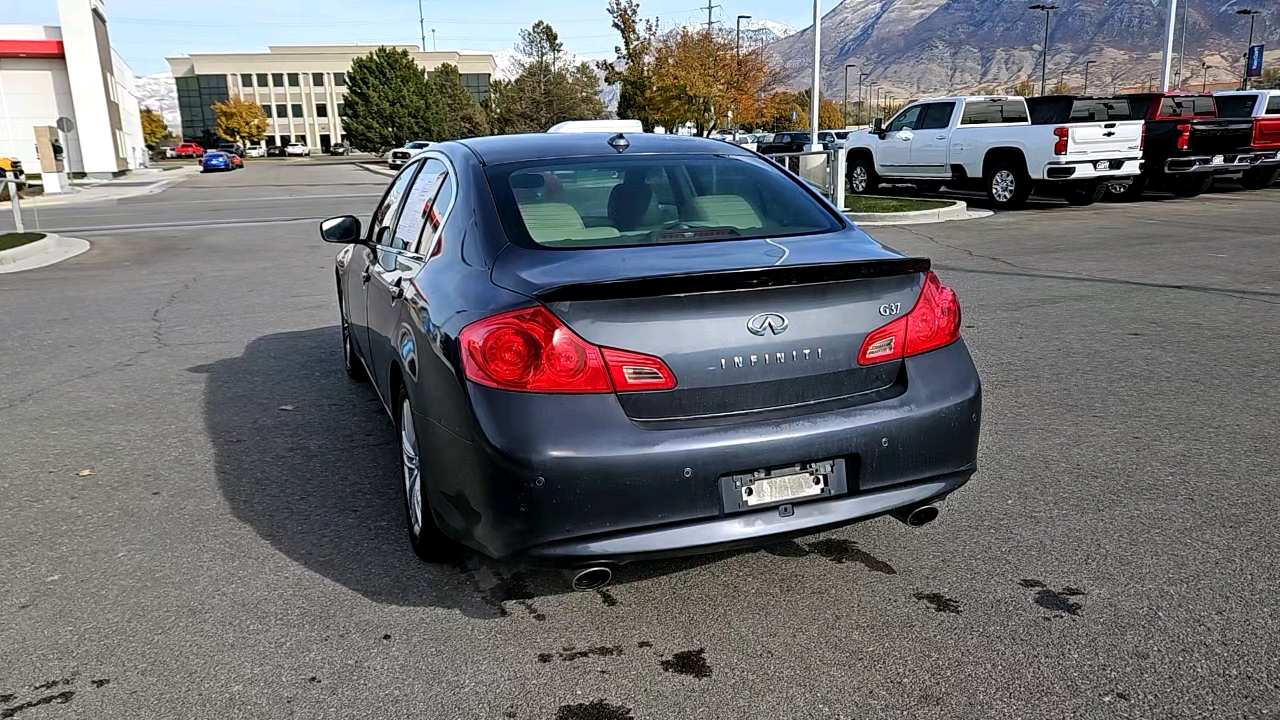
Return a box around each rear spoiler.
[535,257,931,303]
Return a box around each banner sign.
[1247,44,1265,78]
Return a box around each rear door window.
[960,99,1029,125]
[1215,95,1257,118]
[371,161,420,245]
[390,158,447,253]
[487,155,842,250]
[919,102,956,129]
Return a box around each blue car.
[201,151,240,172]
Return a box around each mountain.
[767,0,1278,100]
[134,72,180,130]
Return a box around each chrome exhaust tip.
[571,566,613,591]
[891,503,940,528]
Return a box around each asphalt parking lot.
[2,160,1278,719]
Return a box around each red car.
[174,142,204,158]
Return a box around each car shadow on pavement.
[192,327,750,618]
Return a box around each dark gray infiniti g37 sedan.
[320,132,981,587]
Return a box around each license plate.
[741,471,826,506]
[1095,160,1110,171]
[1212,155,1225,164]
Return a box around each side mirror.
[872,117,885,137]
[320,215,362,244]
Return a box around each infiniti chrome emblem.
[747,312,789,336]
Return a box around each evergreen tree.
[601,0,657,129]
[343,46,442,153]
[429,64,490,139]
[488,21,605,133]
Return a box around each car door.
[910,102,957,176]
[879,105,923,172]
[347,161,420,369]
[366,158,448,395]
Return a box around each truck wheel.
[847,157,879,195]
[1240,166,1280,190]
[984,161,1031,209]
[1169,175,1213,198]
[1063,181,1106,206]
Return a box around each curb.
[0,233,91,273]
[21,166,199,207]
[357,163,397,178]
[845,199,975,226]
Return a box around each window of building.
[315,103,328,118]
[288,73,300,87]
[337,103,345,117]
[276,104,287,118]
[312,72,325,87]
[262,104,272,118]
[459,73,491,104]
[333,72,346,86]
[240,73,254,87]
[176,74,229,146]
[295,135,307,144]
[291,103,304,118]
[257,73,268,87]
[272,73,284,87]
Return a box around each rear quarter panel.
[950,123,1037,178]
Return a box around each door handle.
[936,135,948,140]
[360,269,371,284]
[389,279,404,300]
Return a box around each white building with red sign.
[0,0,145,178]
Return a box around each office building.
[166,45,495,151]
[0,0,147,178]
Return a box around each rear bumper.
[1041,157,1142,181]
[425,340,982,563]
[1255,150,1280,166]
[1163,152,1269,173]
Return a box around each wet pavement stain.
[89,679,109,689]
[555,699,634,720]
[804,538,897,574]
[538,646,624,663]
[636,641,653,649]
[595,588,618,607]
[0,690,75,718]
[660,648,712,679]
[1021,579,1087,617]
[479,572,547,621]
[29,679,71,692]
[0,698,10,707]
[914,591,962,614]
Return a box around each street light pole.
[1237,9,1261,90]
[1201,61,1209,91]
[843,64,856,127]
[858,72,870,125]
[1029,4,1058,96]
[418,0,426,52]
[1175,0,1189,88]
[736,14,751,57]
[1159,0,1178,90]
[1083,60,1095,93]
[1059,70,1065,92]
[809,0,822,144]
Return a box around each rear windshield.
[1215,95,1258,118]
[960,99,1029,125]
[1159,96,1215,118]
[487,154,843,249]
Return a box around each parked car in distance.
[320,133,981,580]
[1212,89,1280,189]
[757,131,812,154]
[844,95,1143,207]
[217,142,244,157]
[1116,92,1257,198]
[161,146,177,159]
[267,145,287,157]
[174,142,204,158]
[201,150,241,172]
[328,143,350,155]
[285,143,311,157]
[0,156,24,183]
[388,140,431,169]
[244,145,267,158]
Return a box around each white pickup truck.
[843,95,1145,208]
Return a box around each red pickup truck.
[1118,92,1258,198]
[1214,90,1280,189]
[173,142,204,158]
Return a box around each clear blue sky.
[1,0,818,76]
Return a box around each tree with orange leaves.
[648,27,780,136]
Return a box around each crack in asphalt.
[897,225,1280,306]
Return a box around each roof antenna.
[607,133,630,152]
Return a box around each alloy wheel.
[850,165,868,193]
[991,170,1016,203]
[400,399,423,538]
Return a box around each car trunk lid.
[1186,119,1256,154]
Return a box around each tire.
[1109,175,1147,202]
[1169,175,1213,198]
[847,156,879,195]
[396,383,457,563]
[1240,166,1280,190]
[984,160,1032,209]
[1063,180,1106,206]
[339,291,367,382]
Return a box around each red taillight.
[858,272,962,366]
[1053,126,1069,156]
[1176,123,1191,150]
[1140,124,1146,150]
[460,306,675,393]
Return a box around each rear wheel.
[1240,166,1280,190]
[1169,175,1213,198]
[397,384,457,563]
[984,161,1032,209]
[847,156,879,195]
[1063,180,1106,206]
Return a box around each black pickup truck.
[1118,92,1258,198]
